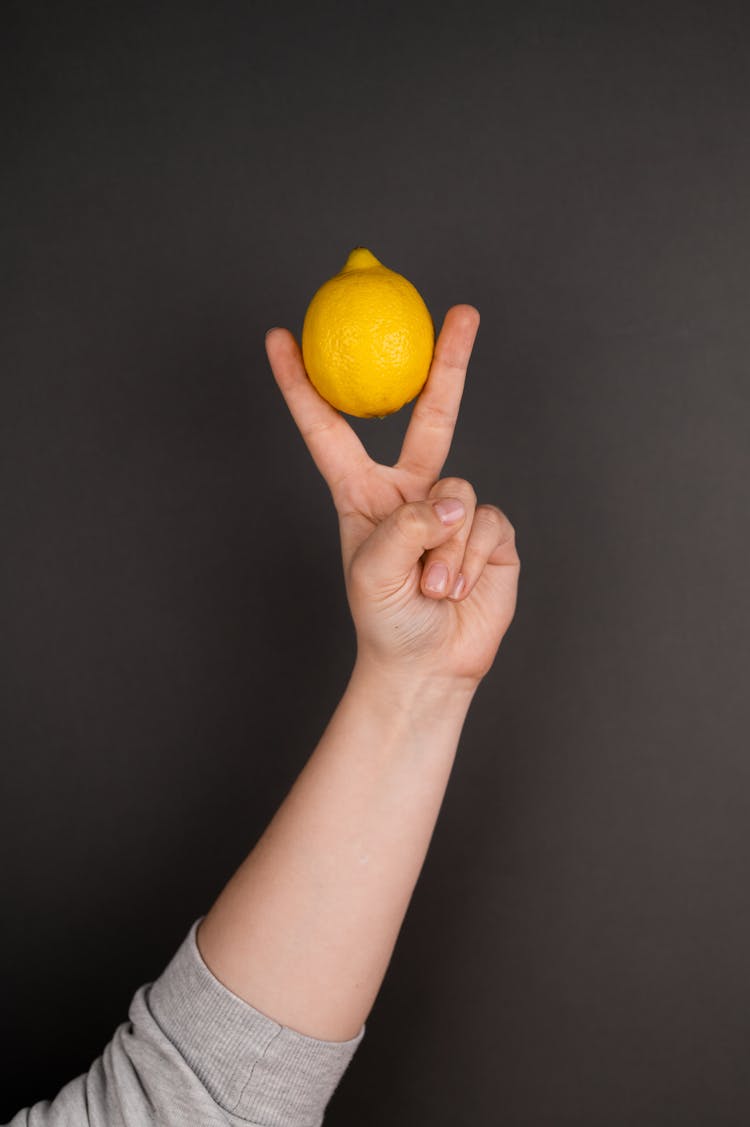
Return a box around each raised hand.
[265,305,519,689]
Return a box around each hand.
[265,305,520,689]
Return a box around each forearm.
[196,658,476,1042]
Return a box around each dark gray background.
[2,2,749,1122]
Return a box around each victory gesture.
[265,305,520,689]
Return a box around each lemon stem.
[343,247,381,271]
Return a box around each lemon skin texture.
[301,248,435,419]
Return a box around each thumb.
[351,498,466,593]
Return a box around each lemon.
[301,247,435,418]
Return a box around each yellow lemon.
[301,247,435,418]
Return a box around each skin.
[196,304,520,1042]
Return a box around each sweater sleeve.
[5,917,364,1127]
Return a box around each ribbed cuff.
[148,918,365,1125]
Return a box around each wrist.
[349,653,478,720]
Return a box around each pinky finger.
[449,505,519,599]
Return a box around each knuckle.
[394,503,423,538]
[477,505,520,561]
[474,504,500,531]
[413,399,457,430]
[478,503,514,535]
[435,477,477,504]
[301,417,336,441]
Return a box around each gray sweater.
[5,919,365,1126]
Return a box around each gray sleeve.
[5,917,365,1127]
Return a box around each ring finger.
[420,478,478,599]
[449,504,515,602]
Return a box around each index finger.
[265,327,371,495]
[395,304,480,481]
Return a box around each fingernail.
[433,498,465,524]
[265,326,280,338]
[450,573,466,599]
[424,562,449,594]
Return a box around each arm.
[197,629,476,1042]
[197,306,520,1044]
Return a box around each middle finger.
[395,305,480,484]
